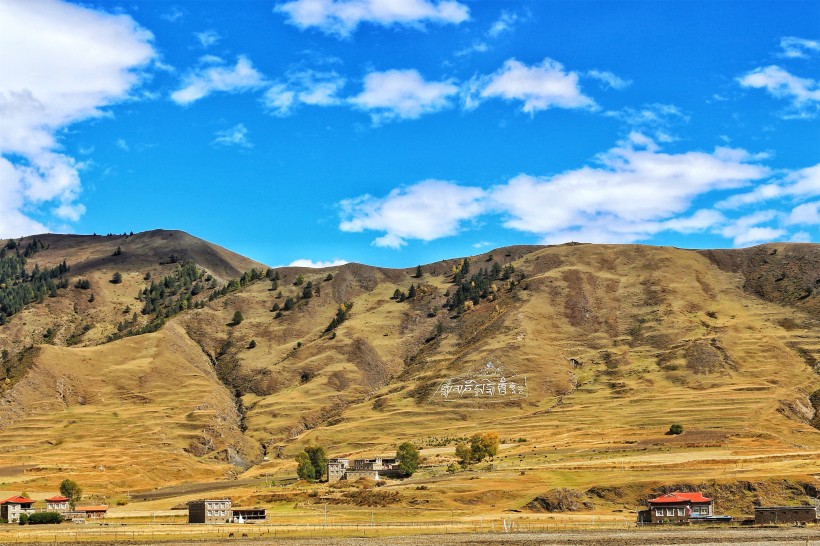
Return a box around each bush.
[111,272,122,284]
[231,311,243,326]
[18,513,28,525]
[668,424,684,435]
[28,512,63,524]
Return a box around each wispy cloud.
[738,65,820,117]
[212,123,252,148]
[276,0,469,38]
[586,69,632,90]
[195,30,220,48]
[779,36,820,59]
[464,58,597,113]
[263,69,346,116]
[338,137,777,248]
[171,55,266,105]
[488,10,524,38]
[717,163,820,208]
[349,69,459,123]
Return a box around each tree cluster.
[0,239,69,322]
[455,432,499,467]
[295,446,328,482]
[324,302,353,333]
[445,259,520,315]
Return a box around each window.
[665,508,674,516]
[676,508,684,516]
[655,509,663,516]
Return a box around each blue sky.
[1,0,818,268]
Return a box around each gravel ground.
[17,527,820,546]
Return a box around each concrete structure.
[188,499,232,524]
[231,508,266,523]
[0,496,34,523]
[45,496,70,512]
[73,505,108,520]
[327,458,349,483]
[328,456,403,482]
[754,506,819,524]
[639,492,715,524]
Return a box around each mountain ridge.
[0,230,818,516]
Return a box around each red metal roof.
[1,496,33,504]
[45,496,70,502]
[649,492,712,504]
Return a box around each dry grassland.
[0,237,818,523]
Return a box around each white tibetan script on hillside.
[434,361,527,402]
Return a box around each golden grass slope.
[0,237,818,513]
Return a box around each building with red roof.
[1,496,34,523]
[45,496,70,512]
[638,491,715,523]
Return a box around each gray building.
[188,499,232,524]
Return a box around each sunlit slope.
[0,240,818,499]
[0,323,255,490]
[236,244,819,462]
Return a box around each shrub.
[110,272,122,284]
[28,512,63,524]
[231,311,243,326]
[18,513,28,525]
[668,424,684,435]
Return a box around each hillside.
[0,232,818,519]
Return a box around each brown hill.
[0,233,818,517]
[25,229,266,281]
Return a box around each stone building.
[327,456,402,482]
[188,499,232,524]
[754,506,819,524]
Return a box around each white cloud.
[0,0,155,237]
[276,0,469,37]
[288,258,349,268]
[779,36,820,59]
[787,201,820,225]
[467,58,596,113]
[738,65,820,115]
[339,179,486,248]
[790,231,813,243]
[171,55,266,105]
[335,137,807,248]
[195,30,220,48]
[489,138,768,243]
[718,210,786,246]
[212,124,252,148]
[488,10,522,38]
[263,70,346,116]
[586,69,632,90]
[115,138,130,151]
[349,69,458,123]
[717,162,820,209]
